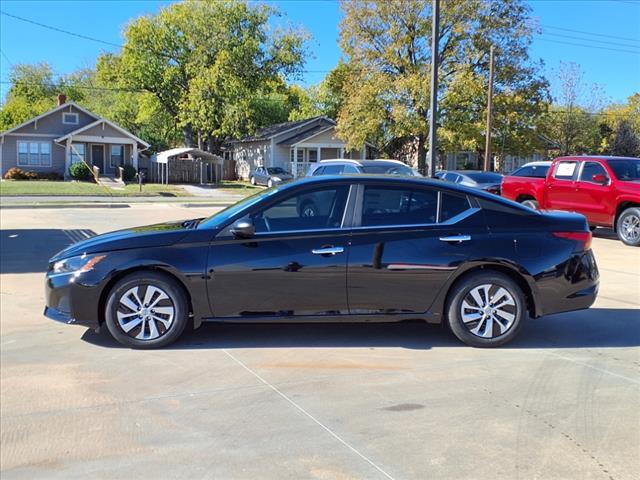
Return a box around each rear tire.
[267,179,273,188]
[617,207,640,246]
[250,177,256,185]
[446,272,527,348]
[105,271,189,349]
[521,199,539,210]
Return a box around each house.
[0,95,150,179]
[229,116,376,179]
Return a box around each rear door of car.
[346,182,486,316]
[545,160,580,211]
[573,160,613,225]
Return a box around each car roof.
[554,155,640,162]
[317,159,407,167]
[520,161,552,167]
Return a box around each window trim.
[578,161,610,185]
[16,140,52,167]
[62,112,79,125]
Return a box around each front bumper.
[44,271,102,329]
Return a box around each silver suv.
[306,159,419,177]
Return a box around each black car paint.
[45,176,598,332]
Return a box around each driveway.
[1,205,638,479]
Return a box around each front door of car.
[206,184,353,319]
[545,160,579,211]
[347,184,486,316]
[573,161,612,225]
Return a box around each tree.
[288,62,351,121]
[106,0,308,150]
[613,120,640,157]
[336,0,549,173]
[538,62,605,155]
[0,63,86,130]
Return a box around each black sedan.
[45,175,599,349]
[436,170,504,194]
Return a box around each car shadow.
[0,229,97,274]
[593,228,619,241]
[81,307,639,350]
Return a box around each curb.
[0,203,131,209]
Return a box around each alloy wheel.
[621,213,640,243]
[460,284,517,338]
[116,285,175,340]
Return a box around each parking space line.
[222,349,396,480]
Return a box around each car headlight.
[52,254,106,275]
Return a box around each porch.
[287,144,376,177]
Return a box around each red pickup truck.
[502,156,640,246]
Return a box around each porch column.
[360,145,365,160]
[64,138,72,179]
[292,147,298,177]
[339,147,344,159]
[132,142,138,170]
[317,146,321,163]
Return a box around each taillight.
[552,231,592,251]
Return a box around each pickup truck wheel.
[521,199,539,210]
[617,207,640,247]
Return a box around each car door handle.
[312,246,344,255]
[439,235,471,243]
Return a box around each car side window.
[252,185,350,233]
[343,164,360,174]
[579,162,608,183]
[361,186,438,227]
[312,166,325,176]
[511,166,531,177]
[256,167,263,174]
[323,165,344,175]
[440,192,471,222]
[553,161,578,181]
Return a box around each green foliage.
[3,167,38,180]
[336,0,550,172]
[613,120,640,157]
[106,0,308,149]
[68,162,93,181]
[121,164,138,182]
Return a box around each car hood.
[49,219,196,262]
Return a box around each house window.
[17,141,52,167]
[62,112,79,125]
[110,145,124,168]
[289,149,305,162]
[70,143,86,164]
[308,150,318,162]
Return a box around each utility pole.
[428,0,440,178]
[483,45,495,172]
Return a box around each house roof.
[277,124,336,146]
[0,101,100,137]
[54,118,150,148]
[236,116,334,143]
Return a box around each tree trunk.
[417,134,427,176]
[183,124,195,147]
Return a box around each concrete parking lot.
[1,204,638,480]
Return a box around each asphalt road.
[1,205,639,480]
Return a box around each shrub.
[121,164,137,182]
[68,162,93,181]
[4,167,38,180]
[38,172,64,181]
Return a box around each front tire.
[250,176,256,185]
[521,199,539,210]
[267,179,273,188]
[105,271,189,349]
[446,272,527,347]
[617,207,640,246]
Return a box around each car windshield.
[606,159,640,181]
[267,167,286,174]
[200,187,280,229]
[361,164,416,175]
[464,172,503,183]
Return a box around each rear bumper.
[536,249,599,317]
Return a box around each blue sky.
[0,0,639,105]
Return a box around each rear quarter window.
[440,192,471,222]
[553,161,578,180]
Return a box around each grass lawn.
[0,180,188,197]
[0,180,260,197]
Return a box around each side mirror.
[592,173,608,184]
[230,219,255,239]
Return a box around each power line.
[541,24,640,44]
[0,10,122,49]
[541,32,640,50]
[537,37,640,55]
